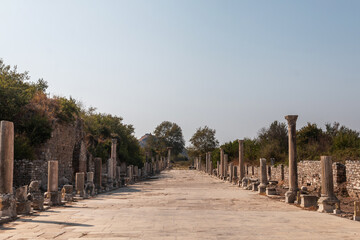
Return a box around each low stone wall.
[345,160,360,197]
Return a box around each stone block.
[266,187,277,196]
[300,195,318,208]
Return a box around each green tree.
[189,126,219,158]
[257,121,288,163]
[149,121,185,156]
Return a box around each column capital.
[285,115,298,126]
[111,139,117,144]
[238,139,244,144]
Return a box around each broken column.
[220,148,224,178]
[15,186,31,215]
[285,115,299,203]
[75,172,85,199]
[229,163,233,183]
[29,181,44,210]
[94,158,102,192]
[61,185,73,202]
[280,164,284,181]
[111,139,117,180]
[46,160,61,205]
[167,147,172,168]
[258,158,267,194]
[0,121,16,218]
[224,154,228,180]
[318,156,340,213]
[85,172,95,196]
[238,139,245,183]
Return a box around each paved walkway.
[1,170,360,239]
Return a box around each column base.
[285,190,297,203]
[16,201,32,215]
[258,184,266,194]
[0,194,17,218]
[266,187,277,196]
[45,191,62,206]
[318,196,340,213]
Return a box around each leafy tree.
[189,126,219,158]
[147,121,185,156]
[296,123,330,160]
[82,110,144,167]
[257,121,288,163]
[243,138,260,165]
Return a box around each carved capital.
[285,115,298,127]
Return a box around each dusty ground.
[1,170,360,239]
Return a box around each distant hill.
[138,133,152,148]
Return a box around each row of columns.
[193,115,341,214]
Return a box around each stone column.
[75,172,85,198]
[111,139,117,179]
[220,148,224,178]
[224,154,228,180]
[229,162,233,182]
[258,158,267,193]
[318,156,340,213]
[280,164,284,181]
[268,165,272,180]
[167,147,172,168]
[0,121,16,218]
[94,158,102,191]
[46,160,61,205]
[217,161,220,177]
[285,115,298,203]
[107,158,113,182]
[238,139,245,182]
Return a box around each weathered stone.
[224,154,228,180]
[85,172,95,196]
[318,156,340,213]
[15,186,32,215]
[238,140,245,182]
[266,187,277,196]
[300,195,318,208]
[45,160,61,206]
[285,115,298,204]
[28,181,44,210]
[111,139,117,180]
[167,147,172,168]
[61,185,73,202]
[252,182,260,192]
[75,172,85,198]
[0,121,17,218]
[94,158,102,191]
[258,158,267,194]
[354,201,360,221]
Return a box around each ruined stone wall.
[14,118,94,189]
[13,160,48,190]
[345,160,360,197]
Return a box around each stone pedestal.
[29,181,44,210]
[61,185,73,202]
[285,115,298,203]
[0,121,17,218]
[15,186,32,215]
[300,195,318,208]
[258,158,267,194]
[318,156,340,213]
[85,172,95,196]
[266,187,276,196]
[252,182,260,192]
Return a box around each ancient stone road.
[1,170,360,239]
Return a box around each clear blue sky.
[1,0,359,146]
